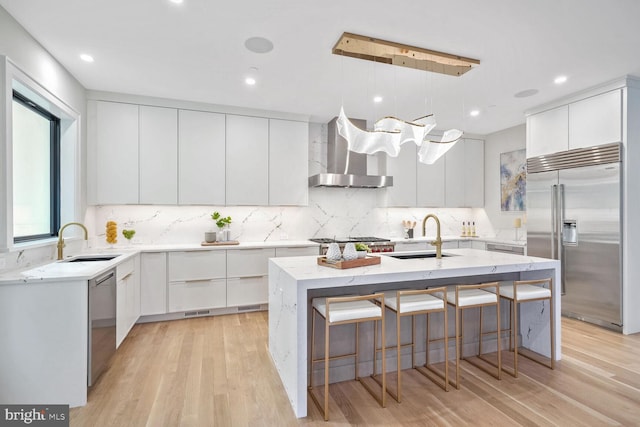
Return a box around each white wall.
[0,6,87,271]
[483,124,527,242]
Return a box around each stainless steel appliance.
[310,237,395,254]
[527,143,622,331]
[88,269,117,386]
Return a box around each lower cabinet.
[140,252,167,316]
[116,255,140,348]
[169,279,227,312]
[168,251,226,313]
[227,248,275,307]
[275,246,320,257]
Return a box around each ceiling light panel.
[332,32,480,77]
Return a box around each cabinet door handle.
[228,275,265,280]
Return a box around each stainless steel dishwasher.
[88,269,116,386]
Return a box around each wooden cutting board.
[201,240,240,246]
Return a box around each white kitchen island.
[268,248,561,418]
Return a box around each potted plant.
[355,243,370,258]
[211,211,232,242]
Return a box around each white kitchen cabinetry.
[140,252,167,316]
[417,156,445,207]
[385,144,418,207]
[269,119,309,206]
[442,241,459,250]
[178,110,226,205]
[275,246,319,257]
[88,101,139,204]
[569,90,622,150]
[227,248,275,306]
[394,241,428,252]
[526,106,569,158]
[116,255,140,348]
[444,139,484,208]
[168,251,226,312]
[226,115,269,205]
[139,106,178,204]
[471,240,486,250]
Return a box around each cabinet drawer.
[227,276,267,307]
[275,246,319,257]
[458,240,472,249]
[441,241,459,250]
[394,242,428,252]
[168,279,226,312]
[169,251,226,281]
[227,248,275,277]
[117,258,135,281]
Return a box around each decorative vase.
[217,229,227,242]
[357,250,367,259]
[205,231,217,243]
[325,243,342,261]
[342,243,358,261]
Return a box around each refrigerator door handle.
[551,184,557,260]
[559,183,566,295]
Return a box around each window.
[12,90,61,242]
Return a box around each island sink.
[386,252,454,260]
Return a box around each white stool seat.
[383,291,444,313]
[446,289,497,307]
[313,298,382,323]
[495,284,551,301]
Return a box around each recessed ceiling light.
[514,89,539,98]
[373,95,383,103]
[245,77,256,86]
[469,109,480,117]
[80,54,94,63]
[169,0,184,4]
[554,75,568,85]
[245,37,274,54]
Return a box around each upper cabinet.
[382,138,484,208]
[139,106,178,204]
[225,115,269,205]
[385,143,418,207]
[178,110,226,205]
[526,105,568,158]
[569,90,622,150]
[88,101,139,204]
[444,138,484,208]
[88,98,309,207]
[527,89,622,158]
[269,119,309,206]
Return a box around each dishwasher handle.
[94,271,115,286]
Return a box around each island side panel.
[0,280,88,407]
[519,265,562,361]
[268,260,306,417]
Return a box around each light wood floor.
[71,313,640,426]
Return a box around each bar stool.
[496,279,554,377]
[442,282,501,389]
[374,288,449,402]
[308,294,386,421]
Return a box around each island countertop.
[268,248,561,418]
[269,248,557,286]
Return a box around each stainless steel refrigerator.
[527,143,622,331]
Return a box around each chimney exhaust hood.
[308,116,393,188]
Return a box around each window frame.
[12,90,61,243]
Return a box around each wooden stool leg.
[357,322,361,379]
[443,306,449,391]
[513,299,519,378]
[550,281,555,369]
[496,298,502,380]
[310,309,316,391]
[455,305,461,389]
[324,316,330,421]
[397,311,402,402]
[479,306,484,356]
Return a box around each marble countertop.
[0,240,319,285]
[269,248,556,288]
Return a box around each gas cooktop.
[309,237,391,244]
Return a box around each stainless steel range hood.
[308,116,393,188]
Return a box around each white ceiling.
[2,0,640,135]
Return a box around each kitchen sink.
[387,252,453,260]
[64,255,121,263]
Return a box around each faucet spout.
[421,214,442,259]
[57,222,88,260]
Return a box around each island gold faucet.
[57,222,88,260]
[422,214,443,259]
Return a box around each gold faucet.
[422,214,443,259]
[57,222,88,260]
